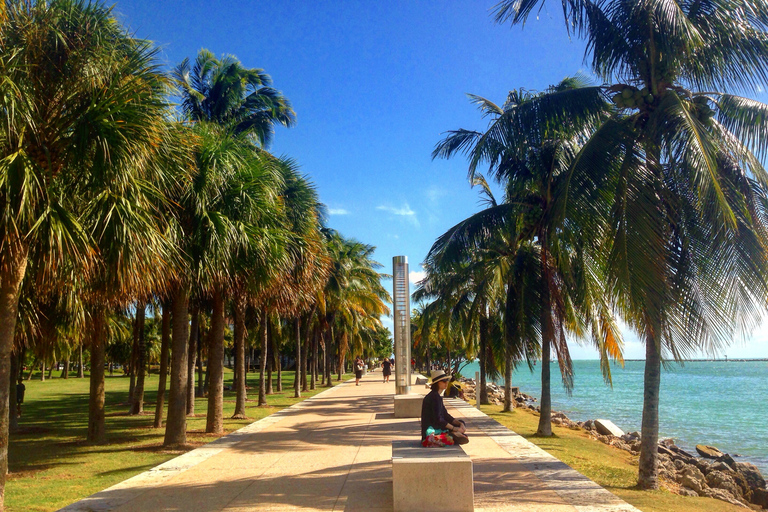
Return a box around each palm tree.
[321,233,391,384]
[494,0,768,488]
[0,1,168,477]
[432,81,623,433]
[174,49,296,148]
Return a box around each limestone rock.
[681,466,707,493]
[733,462,767,491]
[594,419,625,437]
[678,486,699,497]
[706,470,744,501]
[711,462,732,473]
[700,487,749,508]
[697,444,725,459]
[752,488,768,509]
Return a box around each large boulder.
[594,419,625,437]
[733,461,767,491]
[681,466,707,493]
[752,488,768,509]
[706,470,744,501]
[700,488,749,509]
[678,487,699,497]
[696,444,725,459]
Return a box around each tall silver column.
[392,256,412,395]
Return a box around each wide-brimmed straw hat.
[430,370,451,384]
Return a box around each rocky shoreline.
[460,378,768,510]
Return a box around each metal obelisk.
[392,256,412,395]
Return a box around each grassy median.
[483,404,746,512]
[9,369,350,512]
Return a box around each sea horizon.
[459,359,768,475]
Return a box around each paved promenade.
[59,372,641,512]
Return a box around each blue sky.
[116,0,768,359]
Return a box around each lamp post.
[392,256,412,395]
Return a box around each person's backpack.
[355,361,363,371]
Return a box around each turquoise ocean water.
[460,359,767,474]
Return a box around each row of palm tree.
[416,0,768,491]
[0,1,390,508]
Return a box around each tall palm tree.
[432,81,623,434]
[494,0,768,487]
[0,1,168,487]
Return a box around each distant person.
[16,378,25,417]
[421,370,468,446]
[382,358,392,383]
[354,356,364,386]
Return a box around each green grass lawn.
[483,404,746,512]
[9,368,351,512]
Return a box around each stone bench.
[393,394,422,418]
[391,440,474,512]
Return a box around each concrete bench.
[391,440,474,512]
[393,394,422,418]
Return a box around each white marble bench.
[391,440,474,512]
[393,394,422,418]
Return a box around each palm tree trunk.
[537,239,553,437]
[0,245,27,506]
[9,352,19,433]
[130,302,147,415]
[320,332,326,387]
[196,330,204,397]
[638,328,661,490]
[503,350,513,412]
[258,311,268,406]
[41,359,46,381]
[128,324,137,402]
[61,356,69,379]
[294,318,301,398]
[206,290,225,434]
[232,295,248,418]
[46,361,53,380]
[479,315,489,405]
[276,345,282,392]
[266,334,274,396]
[88,306,107,444]
[163,286,190,448]
[186,307,199,416]
[311,328,318,390]
[154,300,171,428]
[78,343,84,378]
[324,327,333,387]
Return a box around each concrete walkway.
[59,372,641,512]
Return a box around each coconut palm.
[494,0,768,487]
[431,81,623,433]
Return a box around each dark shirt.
[16,383,25,403]
[382,360,392,371]
[420,388,455,440]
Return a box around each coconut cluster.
[612,86,654,109]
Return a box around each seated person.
[421,370,468,446]
[446,375,464,399]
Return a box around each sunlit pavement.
[59,371,640,511]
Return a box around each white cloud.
[376,203,420,227]
[376,204,416,216]
[409,270,426,285]
[327,208,349,215]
